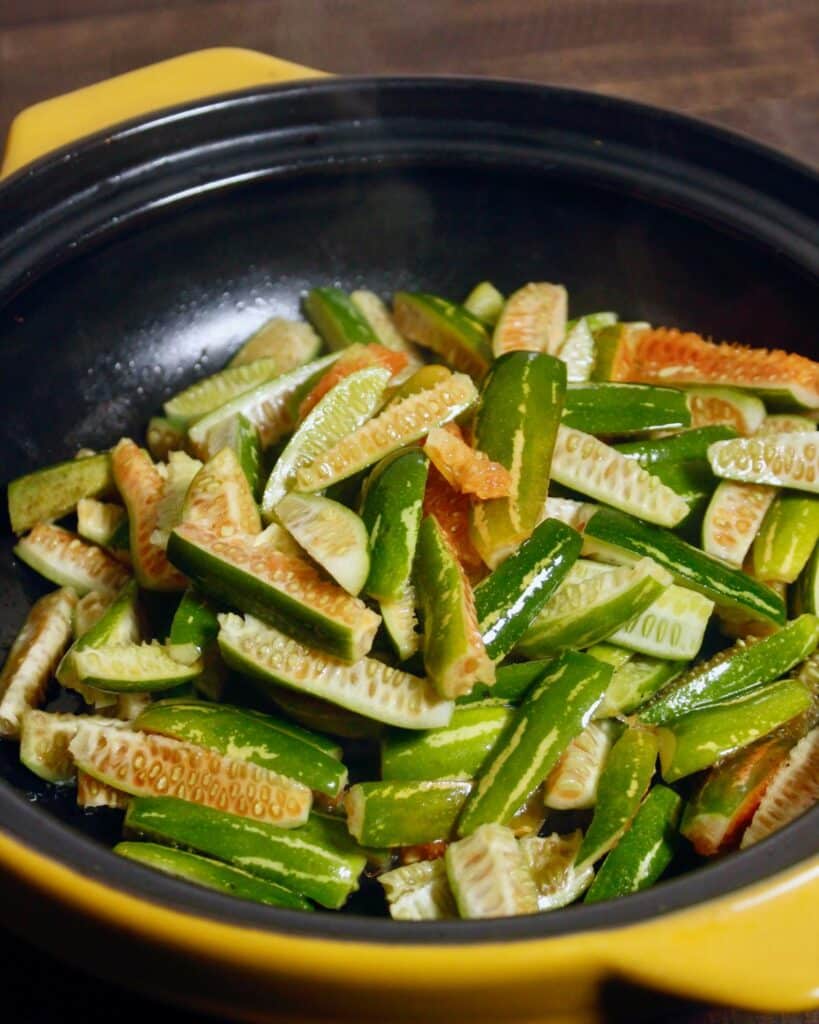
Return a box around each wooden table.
[0,2,817,1022]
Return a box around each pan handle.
[1,47,326,178]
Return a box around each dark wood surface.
[0,2,818,1022]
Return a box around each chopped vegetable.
[4,278,819,919]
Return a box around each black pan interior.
[0,77,817,944]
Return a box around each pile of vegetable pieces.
[3,280,819,920]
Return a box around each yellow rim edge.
[1,824,817,1012]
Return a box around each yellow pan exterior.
[1,46,818,1019]
[0,828,816,1021]
[1,46,325,178]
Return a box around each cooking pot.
[0,47,816,1024]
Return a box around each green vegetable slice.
[463,281,504,326]
[702,481,777,567]
[639,614,819,725]
[474,518,582,661]
[584,785,681,903]
[379,858,457,921]
[58,579,143,703]
[551,426,689,527]
[595,656,683,718]
[381,705,513,782]
[617,426,737,467]
[380,586,421,662]
[350,290,420,354]
[393,292,492,379]
[519,830,594,910]
[294,371,478,492]
[606,579,714,661]
[71,722,311,825]
[455,659,557,707]
[276,493,370,596]
[217,613,453,730]
[708,432,819,493]
[360,448,429,603]
[261,365,391,517]
[740,725,819,848]
[14,524,130,596]
[470,351,566,568]
[686,387,766,436]
[582,507,787,625]
[562,383,690,435]
[304,287,380,350]
[558,317,595,382]
[752,494,819,583]
[71,641,202,693]
[111,438,186,592]
[163,357,281,429]
[7,452,113,535]
[575,727,659,871]
[345,779,472,847]
[445,823,539,918]
[228,317,322,369]
[544,721,618,810]
[146,417,186,462]
[187,353,339,458]
[76,499,128,552]
[210,413,263,500]
[492,282,567,357]
[0,589,76,739]
[168,588,226,700]
[657,678,811,782]
[181,446,260,538]
[125,797,365,909]
[680,725,801,855]
[151,451,204,549]
[19,710,123,783]
[114,842,312,909]
[457,651,611,835]
[414,516,494,699]
[168,522,380,662]
[133,700,347,797]
[792,542,819,616]
[516,558,671,658]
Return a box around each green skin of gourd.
[360,448,429,602]
[169,588,227,701]
[8,452,114,535]
[133,700,347,797]
[346,779,473,846]
[392,292,492,379]
[584,785,681,903]
[456,659,557,706]
[470,351,567,569]
[752,494,819,583]
[582,507,787,626]
[616,426,737,466]
[474,517,582,661]
[656,679,812,783]
[124,796,366,909]
[563,383,691,436]
[639,613,819,725]
[304,287,380,350]
[575,727,659,871]
[381,705,513,782]
[457,651,612,836]
[114,841,312,910]
[414,515,492,699]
